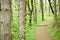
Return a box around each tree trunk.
[48,0,54,14]
[45,0,46,10]
[33,0,37,23]
[17,0,26,40]
[40,0,44,21]
[0,0,1,40]
[54,0,57,21]
[53,0,57,27]
[28,0,33,26]
[58,0,60,14]
[0,0,12,40]
[48,0,50,16]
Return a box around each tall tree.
[40,0,44,21]
[28,0,33,26]
[48,0,51,16]
[0,0,12,40]
[54,0,57,20]
[33,0,37,23]
[0,0,1,40]
[58,0,60,14]
[17,0,26,40]
[45,0,47,10]
[53,0,57,26]
[48,0,54,14]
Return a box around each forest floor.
[34,17,52,40]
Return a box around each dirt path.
[34,18,52,40]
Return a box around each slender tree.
[58,0,60,14]
[0,0,1,40]
[33,0,37,23]
[28,0,33,26]
[40,0,44,21]
[45,0,47,10]
[53,0,57,27]
[0,0,12,40]
[17,0,26,40]
[48,0,54,14]
[48,3,50,16]
[54,0,57,20]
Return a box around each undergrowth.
[48,16,60,40]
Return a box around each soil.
[34,18,52,40]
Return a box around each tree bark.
[28,0,33,26]
[54,0,57,20]
[33,0,37,23]
[58,0,60,14]
[48,0,54,14]
[40,0,44,21]
[17,0,26,40]
[45,0,47,10]
[53,0,57,27]
[0,0,12,40]
[0,0,1,40]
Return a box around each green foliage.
[57,15,60,23]
[25,12,42,40]
[26,12,51,40]
[11,0,53,40]
[48,16,60,40]
[11,0,18,40]
[11,12,19,40]
[26,25,36,40]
